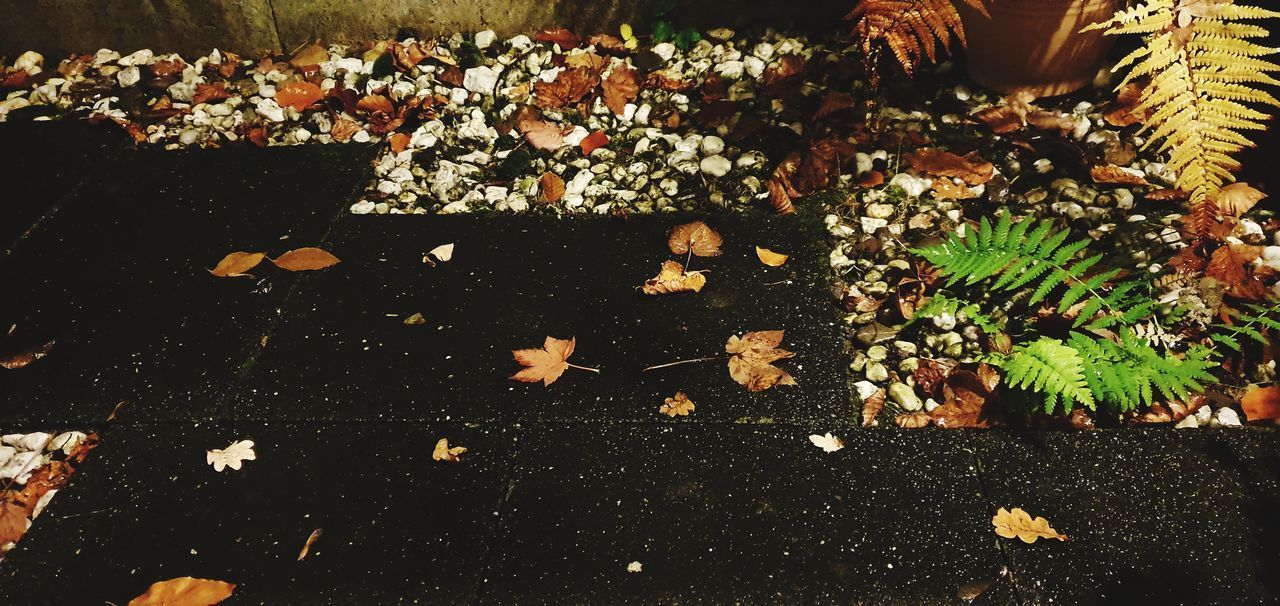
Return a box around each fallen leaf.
[1090,164,1149,186]
[432,437,467,462]
[1026,110,1080,137]
[356,93,394,115]
[289,42,329,69]
[535,28,582,49]
[601,65,640,115]
[642,260,707,295]
[403,312,427,326]
[534,67,598,109]
[149,59,188,77]
[329,116,363,142]
[659,391,696,416]
[425,243,455,265]
[972,105,1025,134]
[271,247,341,272]
[297,528,323,561]
[931,178,979,199]
[808,432,844,453]
[245,125,269,148]
[580,130,609,155]
[895,412,932,428]
[275,80,324,111]
[1241,385,1280,421]
[128,577,235,606]
[814,91,857,119]
[518,117,567,150]
[540,172,566,203]
[208,251,266,277]
[206,440,255,472]
[957,574,1001,601]
[668,221,723,257]
[903,148,995,186]
[192,82,230,105]
[0,502,30,544]
[1206,243,1270,300]
[0,340,55,370]
[930,363,1004,428]
[627,560,643,573]
[861,387,887,427]
[1217,182,1267,217]
[1104,81,1149,126]
[726,330,797,392]
[389,132,411,154]
[511,336,591,386]
[992,507,1068,543]
[755,247,789,267]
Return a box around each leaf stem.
[643,356,722,372]
[566,363,600,373]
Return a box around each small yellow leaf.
[642,260,707,295]
[128,577,235,606]
[208,252,266,277]
[992,507,1068,543]
[433,437,467,462]
[297,528,323,561]
[620,24,635,42]
[403,312,427,326]
[659,391,695,416]
[271,247,341,271]
[755,247,789,267]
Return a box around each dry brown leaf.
[128,577,235,606]
[668,221,723,257]
[297,528,323,561]
[903,149,994,186]
[208,252,266,278]
[642,260,707,295]
[356,94,394,115]
[519,117,567,151]
[1104,81,1149,127]
[540,172,566,203]
[601,65,640,116]
[726,330,797,392]
[389,132,411,154]
[534,67,598,109]
[329,116,363,142]
[432,437,467,462]
[289,42,329,69]
[511,336,590,386]
[275,80,324,111]
[755,247,789,267]
[192,82,230,105]
[857,170,885,188]
[271,247,341,272]
[0,502,30,544]
[1241,385,1280,421]
[534,28,582,49]
[1206,243,1270,300]
[861,387,887,427]
[971,105,1025,134]
[814,91,857,119]
[659,392,696,416]
[1217,182,1267,217]
[992,507,1068,543]
[931,178,979,200]
[1025,110,1079,137]
[150,59,188,77]
[580,130,609,155]
[1090,164,1150,186]
[0,340,55,370]
[895,412,932,428]
[930,363,1004,428]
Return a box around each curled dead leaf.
[208,251,266,278]
[297,528,323,561]
[930,363,1004,428]
[895,412,932,428]
[992,507,1068,543]
[1217,182,1267,217]
[1090,164,1150,186]
[271,247,341,272]
[755,247,789,267]
[0,340,55,370]
[659,392,696,416]
[642,260,707,295]
[403,312,427,326]
[668,221,723,257]
[903,148,995,186]
[726,330,797,392]
[128,577,235,606]
[861,387,887,427]
[602,65,640,116]
[432,437,467,462]
[289,42,329,69]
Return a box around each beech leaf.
[726,330,797,392]
[755,247,789,267]
[992,507,1068,543]
[271,247,341,272]
[580,130,609,155]
[275,81,324,111]
[128,577,236,606]
[208,252,266,277]
[861,387,886,427]
[1241,385,1280,421]
[642,260,707,295]
[540,172,566,203]
[602,65,641,115]
[668,221,723,257]
[432,437,467,462]
[289,42,329,68]
[519,118,567,150]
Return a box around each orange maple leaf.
[511,336,597,386]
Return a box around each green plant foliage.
[913,214,1154,330]
[991,337,1094,413]
[911,292,999,334]
[1210,301,1280,352]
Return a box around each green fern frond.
[1087,0,1280,203]
[912,215,1151,331]
[911,293,1000,333]
[991,337,1093,413]
[1211,301,1280,351]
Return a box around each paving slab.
[229,212,851,425]
[970,429,1280,606]
[0,120,131,254]
[0,421,516,604]
[0,144,376,426]
[481,424,1015,605]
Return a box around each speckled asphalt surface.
[0,122,1277,605]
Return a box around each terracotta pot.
[957,0,1122,97]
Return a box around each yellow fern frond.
[1089,0,1280,203]
[847,0,985,83]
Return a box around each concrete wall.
[0,0,852,59]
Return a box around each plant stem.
[567,363,600,373]
[643,357,721,372]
